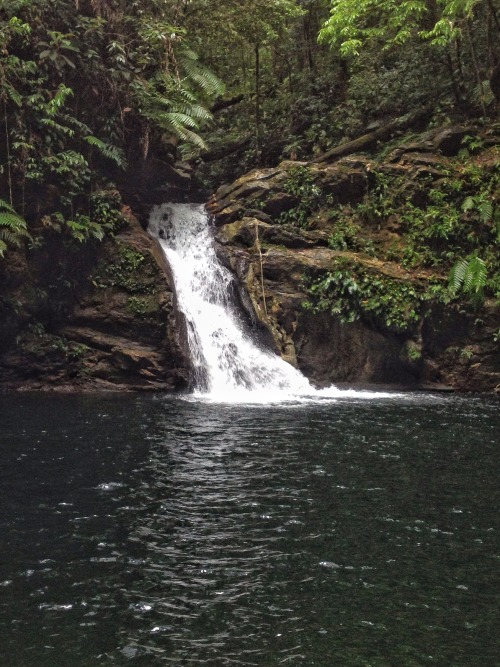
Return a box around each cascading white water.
[149,203,390,403]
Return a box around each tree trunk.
[312,107,435,164]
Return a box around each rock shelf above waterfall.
[208,126,500,393]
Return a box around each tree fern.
[0,198,29,257]
[138,75,214,151]
[178,48,225,98]
[84,136,127,169]
[136,46,223,153]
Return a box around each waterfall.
[149,203,387,403]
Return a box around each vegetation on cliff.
[2,0,498,216]
[210,119,499,390]
[0,0,499,390]
[0,0,225,237]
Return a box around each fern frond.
[138,68,214,152]
[462,196,474,212]
[0,228,22,246]
[84,136,127,169]
[88,221,105,241]
[448,258,468,294]
[479,200,493,224]
[65,219,86,243]
[179,47,198,62]
[47,84,74,116]
[163,101,194,116]
[0,212,29,234]
[174,126,207,150]
[463,256,487,293]
[61,114,91,135]
[166,111,199,128]
[179,50,225,97]
[449,255,487,305]
[0,202,29,256]
[0,198,16,213]
[155,111,202,132]
[189,70,225,97]
[5,83,22,107]
[171,103,212,122]
[40,117,75,136]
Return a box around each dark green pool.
[0,392,498,665]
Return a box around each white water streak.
[149,204,391,403]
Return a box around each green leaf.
[449,255,487,302]
[462,196,475,212]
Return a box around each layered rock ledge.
[0,209,191,392]
[208,125,500,392]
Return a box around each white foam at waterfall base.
[149,203,394,404]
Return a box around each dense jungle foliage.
[0,0,499,303]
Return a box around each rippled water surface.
[0,393,498,666]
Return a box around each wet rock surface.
[0,210,191,392]
[209,125,500,393]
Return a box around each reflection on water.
[0,393,498,666]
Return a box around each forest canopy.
[0,0,498,241]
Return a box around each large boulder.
[0,210,191,392]
[208,125,500,392]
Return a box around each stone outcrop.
[209,125,500,392]
[215,235,444,389]
[0,209,191,392]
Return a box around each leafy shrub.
[127,295,160,317]
[303,260,430,334]
[327,212,375,254]
[278,166,323,228]
[93,243,158,295]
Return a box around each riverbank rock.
[0,209,191,393]
[210,124,500,392]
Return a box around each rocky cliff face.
[1,123,498,394]
[208,125,500,392]
[0,208,191,392]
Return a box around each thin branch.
[255,221,268,319]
